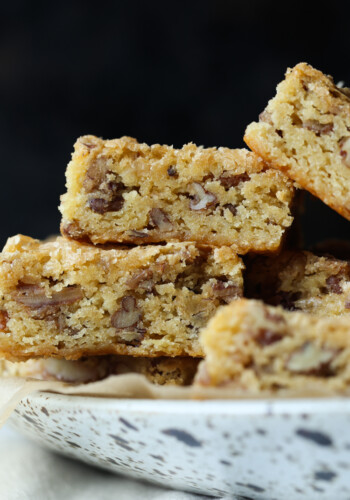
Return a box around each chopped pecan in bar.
[286,342,336,376]
[13,283,83,319]
[189,183,217,211]
[0,311,9,331]
[149,208,173,231]
[111,296,142,330]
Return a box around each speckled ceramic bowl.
[8,393,350,499]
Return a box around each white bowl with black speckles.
[8,393,350,499]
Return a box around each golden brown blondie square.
[245,63,350,220]
[60,135,295,253]
[0,235,243,360]
[196,298,350,392]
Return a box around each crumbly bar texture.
[196,298,350,392]
[0,356,199,386]
[59,135,295,254]
[245,250,350,315]
[0,235,244,360]
[244,63,350,220]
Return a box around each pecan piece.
[286,342,336,376]
[126,270,154,291]
[223,203,237,216]
[254,328,283,347]
[13,284,83,319]
[189,182,217,210]
[302,120,333,136]
[84,156,126,213]
[111,296,142,330]
[0,311,9,331]
[127,230,148,239]
[339,137,350,168]
[88,196,124,214]
[83,156,109,193]
[326,275,343,294]
[167,166,178,177]
[211,280,242,304]
[88,177,125,213]
[219,173,250,190]
[149,208,173,232]
[117,330,145,347]
[61,222,89,242]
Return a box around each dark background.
[0,0,349,249]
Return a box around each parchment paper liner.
[1,373,348,428]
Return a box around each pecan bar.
[196,298,350,392]
[0,235,243,360]
[245,250,350,315]
[245,63,350,220]
[60,135,295,254]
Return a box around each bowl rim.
[20,391,350,416]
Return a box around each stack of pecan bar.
[197,63,350,393]
[1,63,350,393]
